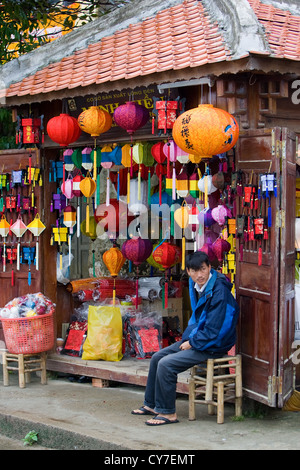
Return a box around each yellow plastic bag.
[82,305,123,361]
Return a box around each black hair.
[185,251,211,271]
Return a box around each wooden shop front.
[0,71,298,406]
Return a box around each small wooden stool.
[189,355,242,424]
[2,351,47,388]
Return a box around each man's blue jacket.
[182,268,240,354]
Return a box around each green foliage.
[0,1,130,64]
[22,430,39,446]
[0,108,17,150]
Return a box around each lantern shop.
[0,0,299,408]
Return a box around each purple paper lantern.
[212,238,231,262]
[113,102,150,135]
[121,237,153,265]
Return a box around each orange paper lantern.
[103,246,126,277]
[78,106,112,137]
[172,104,239,159]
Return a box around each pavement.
[1,365,300,453]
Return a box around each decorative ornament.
[121,237,153,308]
[103,245,126,305]
[152,96,185,135]
[212,237,231,262]
[152,241,181,308]
[63,149,75,172]
[10,215,27,271]
[16,115,44,148]
[172,104,239,158]
[81,147,93,171]
[27,213,46,272]
[47,113,81,147]
[173,201,189,270]
[63,205,77,266]
[0,215,10,272]
[80,172,96,233]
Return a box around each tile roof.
[3,0,300,100]
[247,0,300,60]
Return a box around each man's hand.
[180,341,192,350]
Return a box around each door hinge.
[281,139,286,159]
[268,376,282,401]
[276,210,285,228]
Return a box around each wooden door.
[0,149,43,304]
[235,128,296,407]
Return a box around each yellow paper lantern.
[103,246,126,277]
[172,104,239,158]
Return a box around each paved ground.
[1,367,300,452]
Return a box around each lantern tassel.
[182,236,186,271]
[17,242,20,271]
[138,165,141,201]
[96,172,101,207]
[117,171,120,201]
[36,240,39,270]
[86,202,90,233]
[167,142,170,178]
[29,154,32,184]
[113,278,116,306]
[106,170,110,206]
[93,144,97,181]
[11,269,14,287]
[164,272,168,309]
[258,244,262,266]
[130,142,133,177]
[148,169,151,206]
[77,204,81,238]
[3,242,6,272]
[172,165,176,200]
[135,269,139,310]
[68,234,72,266]
[28,267,31,287]
[127,169,130,204]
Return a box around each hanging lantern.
[211,204,232,226]
[63,149,75,172]
[212,237,231,262]
[72,173,84,197]
[81,147,93,171]
[95,199,136,240]
[113,102,149,136]
[10,215,27,271]
[152,97,185,135]
[27,213,46,271]
[176,166,189,198]
[63,205,77,230]
[152,241,181,308]
[173,202,189,270]
[172,104,239,158]
[103,246,126,305]
[199,239,217,263]
[78,106,112,182]
[16,115,44,148]
[198,169,218,208]
[78,106,112,137]
[80,173,96,233]
[0,215,10,273]
[47,113,81,147]
[121,237,152,308]
[61,174,74,200]
[128,179,148,215]
[71,148,82,168]
[189,170,199,199]
[80,216,97,240]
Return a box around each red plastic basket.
[1,312,55,354]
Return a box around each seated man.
[131,250,240,426]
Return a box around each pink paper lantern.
[113,102,149,135]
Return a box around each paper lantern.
[95,199,136,240]
[128,179,148,215]
[121,237,152,266]
[47,113,81,147]
[122,237,153,308]
[63,205,76,230]
[27,213,46,271]
[72,173,84,197]
[80,173,96,233]
[103,245,126,304]
[176,166,189,198]
[81,147,93,171]
[0,215,11,273]
[80,216,97,240]
[212,238,231,262]
[78,106,112,137]
[152,241,181,307]
[199,240,217,263]
[11,215,27,271]
[172,104,239,158]
[61,174,74,199]
[113,102,149,135]
[212,205,232,226]
[189,170,199,198]
[103,246,126,277]
[63,149,75,172]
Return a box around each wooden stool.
[189,355,242,424]
[2,351,47,389]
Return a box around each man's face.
[187,263,211,288]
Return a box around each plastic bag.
[82,304,123,361]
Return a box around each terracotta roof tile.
[5,0,299,99]
[248,0,300,60]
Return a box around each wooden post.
[3,352,9,386]
[18,354,25,388]
[217,381,224,424]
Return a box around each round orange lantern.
[78,106,112,137]
[172,104,239,159]
[103,245,126,304]
[47,114,81,147]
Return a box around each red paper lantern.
[152,242,181,269]
[47,114,81,147]
[94,199,136,238]
[113,102,149,135]
[151,142,166,163]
